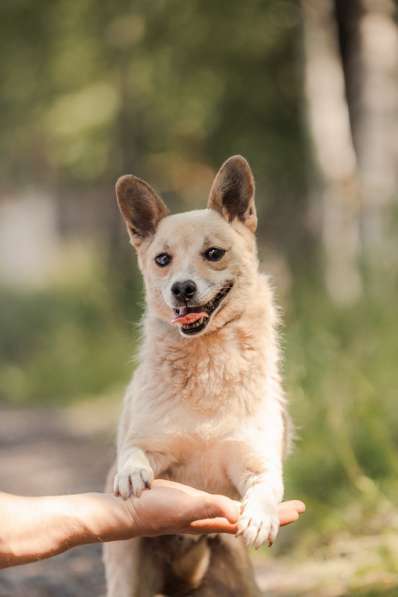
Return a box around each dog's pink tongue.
[171,311,207,326]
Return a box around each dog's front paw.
[237,497,279,549]
[113,466,154,499]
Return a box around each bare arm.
[0,481,304,569]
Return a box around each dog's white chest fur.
[118,288,283,499]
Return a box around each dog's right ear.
[115,175,169,248]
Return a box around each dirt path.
[0,402,117,597]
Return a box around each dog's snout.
[171,280,197,302]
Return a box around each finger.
[189,517,238,534]
[190,503,304,534]
[278,500,306,527]
[199,495,241,524]
[279,500,306,514]
[279,510,299,526]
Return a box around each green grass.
[283,283,398,550]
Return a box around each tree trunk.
[301,0,362,304]
[356,0,398,270]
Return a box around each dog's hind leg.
[153,535,260,597]
[104,537,139,597]
[104,536,162,597]
[191,535,261,597]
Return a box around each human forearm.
[0,492,77,567]
[0,486,234,568]
[0,484,305,569]
[0,491,132,568]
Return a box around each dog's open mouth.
[171,282,233,336]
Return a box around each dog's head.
[116,155,259,337]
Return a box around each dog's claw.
[237,500,279,549]
[114,467,154,499]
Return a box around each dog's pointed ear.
[207,155,257,233]
[115,175,169,247]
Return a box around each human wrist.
[64,492,138,544]
[37,495,86,555]
[58,493,107,547]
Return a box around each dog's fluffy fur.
[104,156,289,596]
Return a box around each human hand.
[91,479,304,541]
[0,483,304,569]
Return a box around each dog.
[103,155,290,596]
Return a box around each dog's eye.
[154,253,172,267]
[204,247,226,262]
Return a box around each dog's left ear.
[115,175,169,248]
[207,155,257,233]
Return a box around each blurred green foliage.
[0,259,136,403]
[284,285,398,548]
[1,0,310,263]
[2,0,305,177]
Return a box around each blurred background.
[1,1,398,595]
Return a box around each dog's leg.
[105,536,168,597]
[236,470,283,549]
[114,445,155,498]
[114,444,177,498]
[103,464,163,597]
[103,537,140,597]
[104,537,164,597]
[228,400,285,548]
[103,464,141,597]
[187,535,261,597]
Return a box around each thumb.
[200,495,241,523]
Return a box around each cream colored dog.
[104,156,289,596]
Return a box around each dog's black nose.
[171,280,197,301]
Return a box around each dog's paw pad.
[237,501,279,549]
[113,467,154,499]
